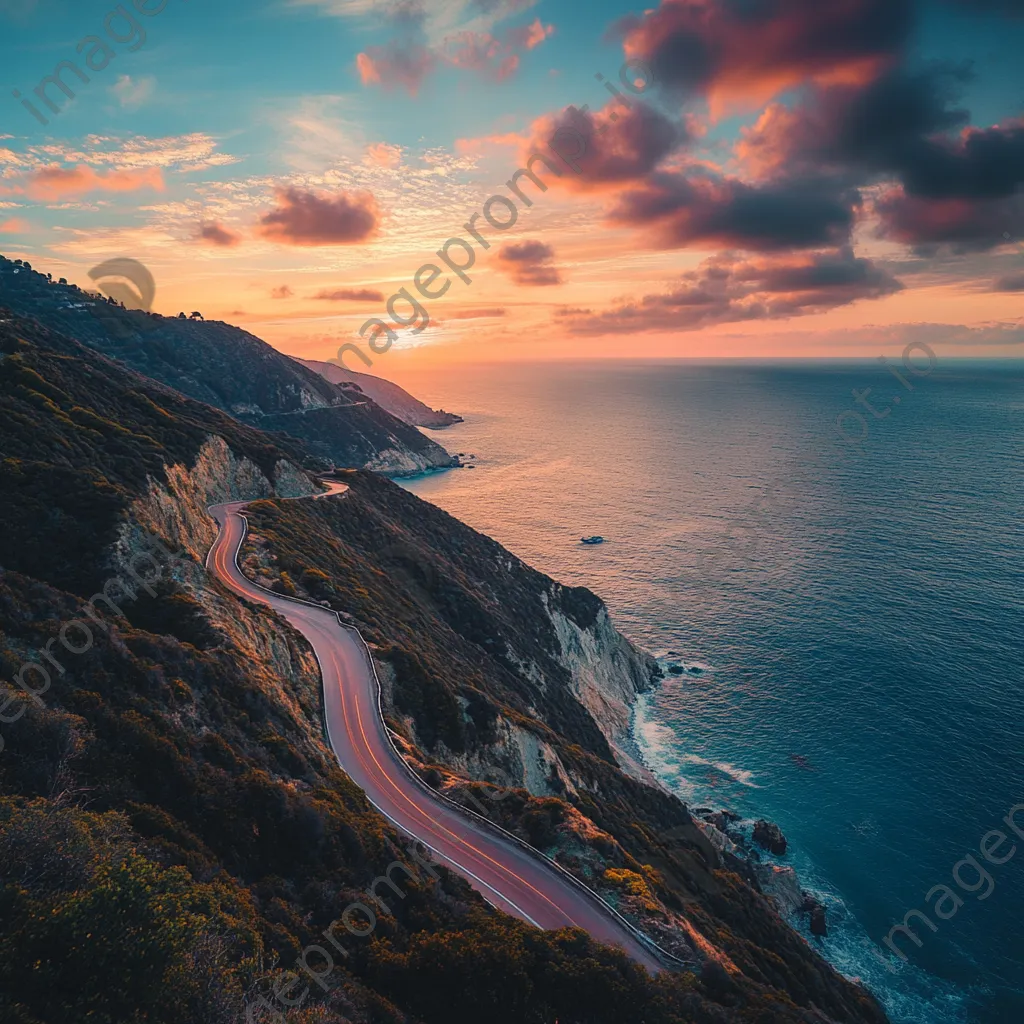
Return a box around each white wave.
[680,753,762,788]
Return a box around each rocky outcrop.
[544,595,661,783]
[695,807,829,937]
[362,445,455,477]
[119,435,315,568]
[114,437,333,741]
[802,893,829,936]
[753,819,789,855]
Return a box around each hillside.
[296,357,463,429]
[240,472,888,1024]
[0,256,455,475]
[0,308,887,1024]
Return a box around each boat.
[580,535,605,545]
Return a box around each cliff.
[296,357,463,429]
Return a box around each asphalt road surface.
[207,486,663,971]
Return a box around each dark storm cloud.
[608,170,859,251]
[523,101,687,190]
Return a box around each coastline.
[630,680,970,1024]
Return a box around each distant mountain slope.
[0,307,316,594]
[297,357,463,429]
[0,256,455,475]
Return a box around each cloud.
[197,221,241,247]
[448,307,506,318]
[257,186,379,245]
[354,0,554,92]
[897,119,1024,202]
[738,66,1024,204]
[111,74,156,111]
[443,30,520,79]
[564,248,902,333]
[505,17,554,49]
[617,0,914,112]
[609,170,859,251]
[496,240,563,285]
[737,65,973,182]
[22,134,238,173]
[0,217,29,234]
[873,188,1024,253]
[365,142,403,167]
[271,285,294,299]
[993,272,1024,291]
[522,101,687,190]
[26,164,164,200]
[356,46,437,94]
[313,287,386,301]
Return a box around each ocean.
[394,359,1024,1024]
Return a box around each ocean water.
[394,360,1024,1024]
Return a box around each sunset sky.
[2,0,1023,365]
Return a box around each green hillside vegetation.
[0,257,455,473]
[240,474,887,1024]
[0,310,316,595]
[0,309,886,1022]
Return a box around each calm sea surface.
[395,360,1024,1024]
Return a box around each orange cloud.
[356,46,436,94]
[26,164,164,200]
[365,142,403,168]
[619,0,907,117]
[0,217,29,234]
[521,101,686,192]
[507,18,555,50]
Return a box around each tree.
[177,312,187,319]
[189,311,204,320]
[58,278,67,285]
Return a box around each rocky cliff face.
[119,435,314,569]
[544,593,660,783]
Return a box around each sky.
[1,0,1023,367]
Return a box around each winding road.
[206,484,664,972]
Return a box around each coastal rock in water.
[801,894,828,937]
[753,819,788,855]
